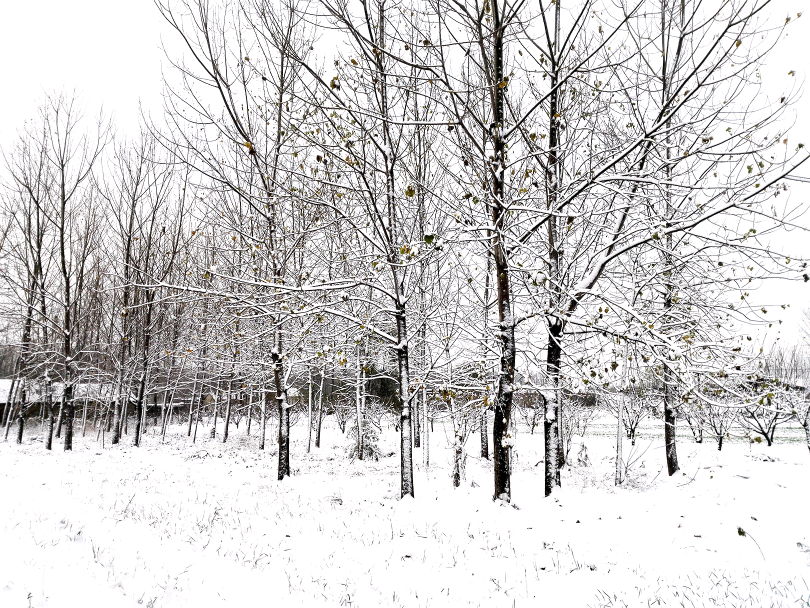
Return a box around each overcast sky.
[1,0,808,347]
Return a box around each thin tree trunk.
[82,398,89,438]
[63,384,75,451]
[615,395,623,486]
[481,408,489,459]
[355,347,364,460]
[188,372,200,437]
[15,388,25,445]
[55,394,64,439]
[192,384,203,444]
[112,379,123,445]
[39,396,45,437]
[134,369,147,447]
[122,380,130,436]
[315,371,324,448]
[413,378,421,449]
[307,369,312,453]
[210,379,220,439]
[45,381,55,451]
[246,387,253,436]
[270,313,290,478]
[260,389,269,451]
[223,376,234,443]
[423,384,429,470]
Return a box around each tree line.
[1,0,808,501]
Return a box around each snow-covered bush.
[346,418,382,461]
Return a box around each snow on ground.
[1,416,808,607]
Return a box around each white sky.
[0,0,808,348]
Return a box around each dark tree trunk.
[56,395,64,439]
[134,371,146,447]
[210,394,219,440]
[112,391,123,445]
[413,387,421,449]
[260,390,269,451]
[480,408,489,459]
[223,377,233,443]
[246,388,252,436]
[45,389,55,451]
[63,385,75,451]
[488,6,517,502]
[545,324,563,497]
[188,375,199,437]
[663,366,679,476]
[16,407,24,445]
[277,386,290,479]
[315,374,324,449]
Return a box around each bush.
[346,419,382,461]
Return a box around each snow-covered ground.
[1,416,808,607]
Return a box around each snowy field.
[1,417,809,608]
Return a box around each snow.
[0,378,11,404]
[1,416,808,607]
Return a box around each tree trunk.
[223,376,234,443]
[481,407,489,459]
[661,0,680,479]
[63,384,75,451]
[413,379,421,449]
[615,395,623,486]
[306,369,312,453]
[55,397,64,439]
[424,384,430,469]
[246,388,253,436]
[210,389,219,440]
[718,434,723,451]
[355,347,364,460]
[542,0,564,498]
[45,385,55,451]
[488,7,517,501]
[315,372,324,448]
[112,382,123,445]
[277,392,290,479]
[260,390,269,451]
[193,386,203,443]
[133,370,147,447]
[452,428,465,488]
[122,387,129,436]
[274,341,290,479]
[15,403,24,445]
[82,399,89,438]
[663,366,679,475]
[396,306,414,497]
[188,372,199,437]
[544,324,563,497]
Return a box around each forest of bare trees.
[1,0,809,503]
